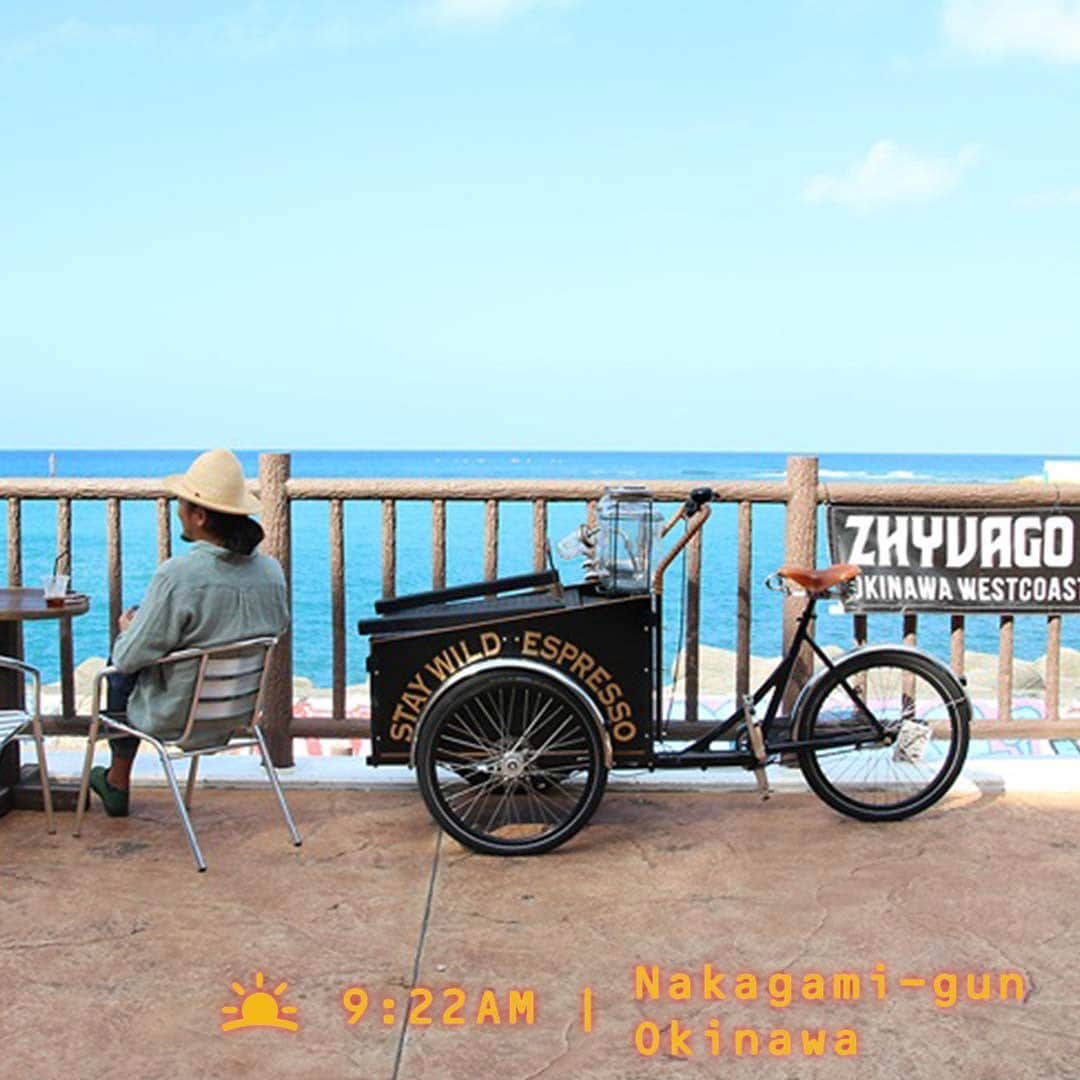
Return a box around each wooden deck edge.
[38,716,1080,742]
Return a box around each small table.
[0,588,90,817]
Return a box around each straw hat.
[164,449,261,516]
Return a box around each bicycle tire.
[795,647,970,822]
[414,668,608,856]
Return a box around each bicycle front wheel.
[795,647,970,822]
[414,668,608,856]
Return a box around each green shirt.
[111,540,289,741]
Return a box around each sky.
[0,0,1077,453]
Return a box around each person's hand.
[118,607,138,633]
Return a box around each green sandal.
[89,766,130,817]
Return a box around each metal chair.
[73,637,301,872]
[0,656,55,834]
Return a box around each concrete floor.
[3,781,1080,1079]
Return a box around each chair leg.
[152,743,207,872]
[253,725,302,847]
[73,716,101,838]
[184,755,199,810]
[27,720,55,835]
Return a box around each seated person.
[89,449,289,817]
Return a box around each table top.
[0,588,90,622]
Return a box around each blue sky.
[1,1,1077,453]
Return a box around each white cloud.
[803,140,982,213]
[1018,186,1080,206]
[430,0,572,24]
[944,0,1080,63]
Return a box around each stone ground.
[3,781,1080,1079]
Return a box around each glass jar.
[595,487,663,594]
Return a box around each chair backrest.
[0,711,28,751]
[0,655,35,750]
[165,637,277,750]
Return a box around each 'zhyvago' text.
[844,513,1073,569]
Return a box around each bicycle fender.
[407,657,615,770]
[789,643,969,739]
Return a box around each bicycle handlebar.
[652,489,714,595]
[686,487,714,514]
[660,487,715,538]
[652,487,849,603]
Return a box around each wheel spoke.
[419,672,607,853]
[522,714,577,761]
[452,702,498,754]
[508,696,564,755]
[438,730,500,761]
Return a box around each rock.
[74,656,108,712]
[1035,647,1080,680]
[677,644,1055,703]
[292,676,315,702]
[673,643,844,697]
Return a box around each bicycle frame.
[650,591,889,770]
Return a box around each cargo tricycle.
[358,487,971,855]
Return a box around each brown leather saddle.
[776,563,861,593]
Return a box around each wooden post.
[783,456,818,710]
[7,497,22,586]
[903,613,918,714]
[330,499,346,722]
[586,499,598,531]
[735,501,752,701]
[57,498,75,719]
[259,453,294,768]
[950,615,965,678]
[532,500,548,572]
[381,500,397,599]
[0,621,22,798]
[432,499,447,589]
[156,497,172,563]
[1046,614,1062,724]
[484,500,499,581]
[3,499,23,719]
[106,498,122,645]
[998,614,1014,723]
[685,528,702,722]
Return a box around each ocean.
[0,449,1071,688]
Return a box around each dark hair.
[202,509,265,556]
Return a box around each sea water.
[0,449,1070,687]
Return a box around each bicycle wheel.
[795,647,970,822]
[414,668,608,856]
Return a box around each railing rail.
[6,456,1080,763]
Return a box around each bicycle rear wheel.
[795,647,970,821]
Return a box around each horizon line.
[0,448,1071,459]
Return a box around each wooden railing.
[4,454,1080,766]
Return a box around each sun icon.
[221,971,299,1033]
